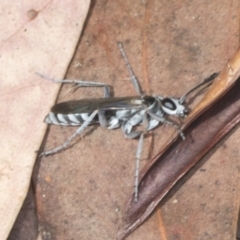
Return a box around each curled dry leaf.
[187,45,240,122]
[117,46,240,240]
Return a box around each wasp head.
[159,97,189,118]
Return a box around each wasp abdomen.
[44,112,98,126]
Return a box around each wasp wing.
[46,96,155,126]
[51,96,144,114]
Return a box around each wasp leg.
[122,127,144,203]
[107,116,120,129]
[147,111,186,140]
[123,129,142,139]
[142,111,160,131]
[36,72,111,98]
[121,111,147,202]
[118,42,142,96]
[98,110,108,127]
[132,112,158,203]
[121,110,145,138]
[134,132,144,203]
[98,111,121,129]
[39,110,99,156]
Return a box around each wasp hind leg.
[39,110,99,156]
[36,72,111,98]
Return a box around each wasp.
[38,43,218,202]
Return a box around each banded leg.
[40,110,99,156]
[36,72,111,98]
[134,132,144,202]
[118,42,142,95]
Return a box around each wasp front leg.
[134,133,144,202]
[147,110,185,140]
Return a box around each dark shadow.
[7,183,38,240]
[7,125,51,240]
[236,204,240,239]
[80,0,97,38]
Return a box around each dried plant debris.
[117,47,240,239]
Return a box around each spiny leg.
[134,132,144,203]
[118,42,142,95]
[36,72,111,98]
[133,112,154,202]
[120,112,146,202]
[164,119,185,140]
[40,110,99,156]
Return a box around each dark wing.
[51,96,144,114]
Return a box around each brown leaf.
[117,46,240,239]
[36,1,240,240]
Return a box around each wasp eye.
[162,98,176,110]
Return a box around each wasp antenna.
[179,72,219,104]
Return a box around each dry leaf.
[36,1,240,239]
[117,46,240,239]
[0,1,90,239]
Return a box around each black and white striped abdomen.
[44,112,98,126]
